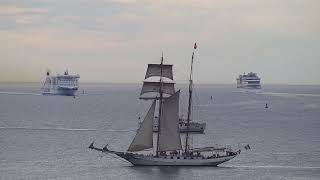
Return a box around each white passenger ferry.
[152,117,206,133]
[236,72,261,89]
[42,70,80,96]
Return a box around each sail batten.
[158,90,182,151]
[145,64,173,80]
[127,100,156,152]
[140,81,175,96]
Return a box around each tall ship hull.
[117,153,236,166]
[42,70,80,96]
[236,72,261,89]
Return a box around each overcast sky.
[0,0,319,84]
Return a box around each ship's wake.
[258,91,320,98]
[0,127,136,132]
[222,165,320,169]
[0,91,41,96]
[0,127,96,131]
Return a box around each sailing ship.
[89,43,238,166]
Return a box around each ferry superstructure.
[152,117,206,133]
[236,72,261,89]
[42,70,80,96]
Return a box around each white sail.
[158,90,182,151]
[128,100,156,152]
[145,64,173,80]
[140,81,175,96]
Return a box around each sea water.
[0,83,319,180]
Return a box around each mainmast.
[185,43,197,154]
[156,54,164,157]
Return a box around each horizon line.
[0,81,320,86]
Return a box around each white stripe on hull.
[122,154,236,166]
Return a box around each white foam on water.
[230,100,262,106]
[0,91,41,96]
[0,127,96,131]
[258,91,320,98]
[0,127,137,132]
[232,89,262,95]
[303,103,319,109]
[193,104,214,107]
[104,129,136,132]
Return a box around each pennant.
[244,144,251,150]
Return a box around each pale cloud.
[0,4,49,25]
[0,0,319,84]
[0,28,126,50]
[0,5,48,15]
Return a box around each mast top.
[161,52,164,64]
[185,42,197,153]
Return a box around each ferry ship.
[139,117,206,133]
[152,117,206,133]
[42,70,80,96]
[236,72,261,89]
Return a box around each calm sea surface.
[0,83,320,180]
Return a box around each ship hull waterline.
[117,153,236,166]
[42,88,78,96]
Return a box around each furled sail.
[145,64,173,80]
[158,90,182,151]
[127,100,156,152]
[140,81,175,96]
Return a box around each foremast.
[138,54,176,156]
[156,54,164,157]
[185,43,197,154]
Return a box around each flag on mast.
[244,144,251,150]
